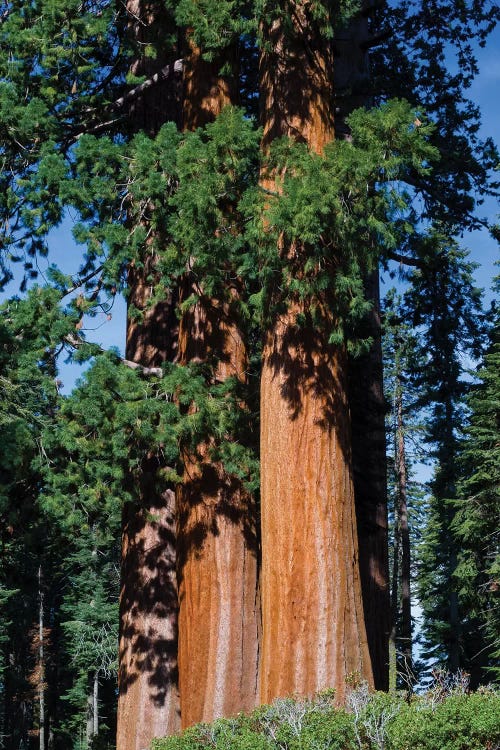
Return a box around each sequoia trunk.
[176,44,260,728]
[117,274,180,749]
[259,5,373,703]
[117,3,182,747]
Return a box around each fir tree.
[453,282,500,685]
[0,289,71,748]
[383,289,427,690]
[404,232,487,677]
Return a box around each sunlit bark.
[176,43,260,729]
[259,3,373,704]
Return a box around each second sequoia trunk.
[176,43,260,729]
[259,4,373,703]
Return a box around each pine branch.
[387,251,423,268]
[107,59,183,112]
[64,333,163,378]
[68,59,183,141]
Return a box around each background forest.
[0,0,499,749]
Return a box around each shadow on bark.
[174,279,261,726]
[259,3,335,152]
[126,264,179,369]
[118,464,178,707]
[176,288,260,585]
[182,46,239,131]
[176,464,259,581]
[265,311,352,460]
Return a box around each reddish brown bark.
[176,44,260,728]
[176,292,259,727]
[182,40,238,131]
[259,5,374,703]
[117,272,181,749]
[117,483,179,750]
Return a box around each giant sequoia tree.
[0,0,499,748]
[257,0,373,701]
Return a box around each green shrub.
[387,692,500,750]
[151,689,500,750]
[151,715,274,750]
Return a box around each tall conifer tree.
[258,0,374,701]
[405,234,486,675]
[453,288,500,684]
[174,32,260,727]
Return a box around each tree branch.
[69,59,183,142]
[64,333,163,378]
[360,29,393,51]
[387,251,423,268]
[61,265,105,298]
[108,59,183,112]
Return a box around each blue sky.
[462,24,500,297]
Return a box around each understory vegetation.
[152,679,500,750]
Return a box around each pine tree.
[383,289,426,690]
[404,233,487,676]
[453,284,500,685]
[0,289,73,748]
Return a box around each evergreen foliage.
[0,289,65,746]
[453,283,500,682]
[402,234,488,679]
[383,289,427,688]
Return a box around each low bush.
[151,685,500,750]
[387,691,500,750]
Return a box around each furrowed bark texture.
[118,274,180,749]
[119,244,182,750]
[117,4,182,747]
[259,5,373,704]
[335,5,390,690]
[176,45,260,729]
[118,481,179,750]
